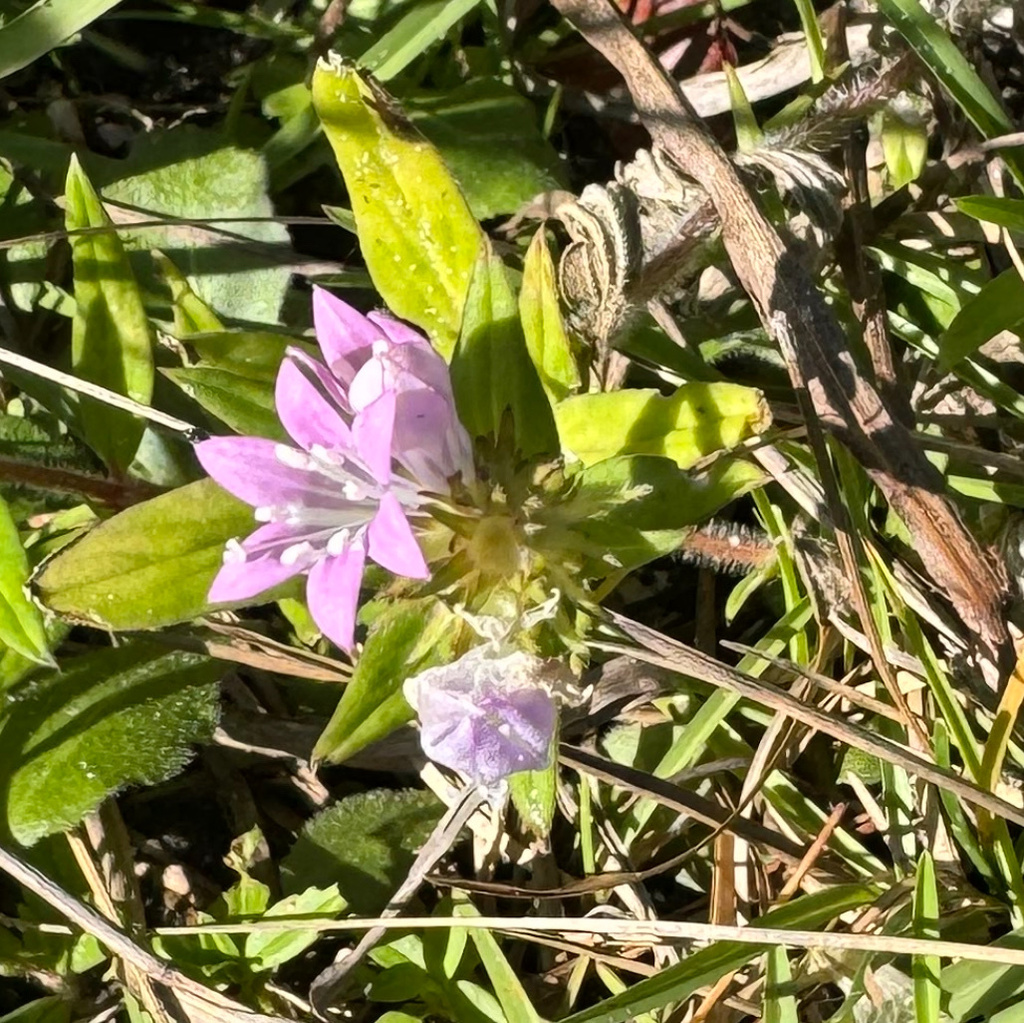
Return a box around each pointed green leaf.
[451,244,558,456]
[0,643,220,845]
[314,600,467,765]
[882,108,928,190]
[914,851,941,1023]
[554,384,771,469]
[0,495,50,668]
[153,251,224,336]
[161,366,286,441]
[311,56,483,358]
[65,154,154,472]
[723,63,763,152]
[956,196,1024,233]
[936,269,1024,370]
[35,478,258,631]
[519,229,581,405]
[358,0,483,82]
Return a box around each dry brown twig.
[548,0,1012,686]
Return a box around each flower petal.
[195,437,324,508]
[352,389,396,485]
[368,491,429,579]
[312,287,380,383]
[207,524,306,603]
[276,354,353,454]
[392,389,472,490]
[367,311,426,347]
[414,680,555,785]
[306,541,366,651]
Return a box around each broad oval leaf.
[554,384,770,469]
[0,643,220,845]
[35,478,256,631]
[311,55,483,359]
[0,494,50,669]
[66,154,154,473]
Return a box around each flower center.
[466,514,522,580]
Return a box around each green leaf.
[790,0,826,82]
[554,456,764,575]
[451,244,558,457]
[65,154,154,473]
[103,127,291,326]
[936,269,1024,369]
[0,643,220,845]
[281,790,443,915]
[764,946,798,1023]
[312,57,483,358]
[723,63,763,152]
[161,367,286,441]
[0,0,126,80]
[914,851,941,1023]
[554,384,770,469]
[35,478,257,631]
[0,998,71,1023]
[943,928,1024,1022]
[245,885,347,972]
[0,494,50,668]
[452,894,542,1023]
[153,251,224,336]
[314,599,466,764]
[359,0,484,82]
[875,0,1023,185]
[509,754,558,839]
[406,80,567,221]
[956,196,1024,234]
[882,108,928,190]
[561,885,878,1023]
[519,229,580,405]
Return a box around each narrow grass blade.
[0,0,126,80]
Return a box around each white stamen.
[275,444,311,470]
[326,528,352,557]
[342,480,368,501]
[254,506,274,523]
[223,538,246,564]
[280,541,315,566]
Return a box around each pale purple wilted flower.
[196,287,474,651]
[404,647,565,788]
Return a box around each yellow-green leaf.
[554,383,771,468]
[520,229,581,405]
[311,55,483,359]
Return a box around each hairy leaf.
[0,643,219,845]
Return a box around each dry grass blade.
[548,0,1011,679]
[596,612,1024,828]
